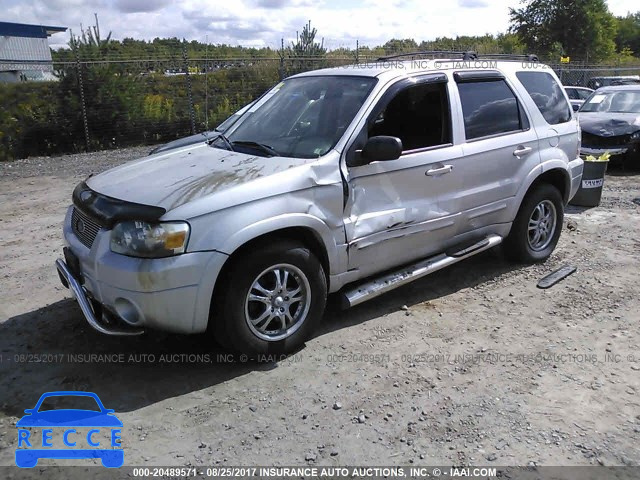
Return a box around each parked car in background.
[148,101,255,155]
[56,54,583,354]
[577,85,640,163]
[586,76,640,90]
[565,86,594,111]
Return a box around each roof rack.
[375,51,539,63]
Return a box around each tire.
[504,183,564,263]
[214,240,327,355]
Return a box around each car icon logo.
[15,391,123,468]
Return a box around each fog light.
[114,298,142,325]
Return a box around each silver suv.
[56,53,584,354]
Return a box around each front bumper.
[58,206,228,335]
[580,146,629,156]
[56,257,144,335]
[580,140,640,159]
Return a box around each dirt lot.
[0,149,639,473]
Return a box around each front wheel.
[504,183,564,263]
[214,240,327,354]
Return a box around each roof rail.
[476,53,539,62]
[375,51,539,63]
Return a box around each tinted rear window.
[457,80,523,140]
[517,72,572,125]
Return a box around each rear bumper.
[568,157,584,201]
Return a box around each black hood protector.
[72,181,166,227]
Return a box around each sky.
[1,0,638,50]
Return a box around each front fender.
[190,214,343,333]
[218,213,343,275]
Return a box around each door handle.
[425,165,453,176]
[513,146,533,157]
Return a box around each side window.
[578,89,592,100]
[369,82,451,152]
[457,80,524,140]
[516,71,572,125]
[565,88,578,100]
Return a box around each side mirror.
[572,104,580,112]
[358,136,403,165]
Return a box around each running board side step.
[341,234,503,308]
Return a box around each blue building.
[0,21,67,82]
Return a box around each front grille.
[582,132,630,148]
[71,208,102,249]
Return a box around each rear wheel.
[214,240,327,354]
[504,183,563,263]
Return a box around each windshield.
[222,76,377,159]
[580,91,640,113]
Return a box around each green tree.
[509,0,617,62]
[615,12,640,56]
[496,33,525,54]
[69,13,113,58]
[289,20,326,58]
[283,21,327,76]
[382,38,418,55]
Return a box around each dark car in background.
[149,101,254,155]
[578,86,640,164]
[586,76,640,90]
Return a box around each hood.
[578,112,640,137]
[87,144,313,212]
[148,131,215,155]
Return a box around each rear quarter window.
[457,79,524,140]
[516,71,572,125]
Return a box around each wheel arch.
[208,225,333,330]
[505,163,571,230]
[532,166,571,204]
[503,179,565,263]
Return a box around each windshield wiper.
[208,133,234,151]
[231,140,280,157]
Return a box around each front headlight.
[631,130,640,141]
[110,221,190,258]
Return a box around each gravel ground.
[0,147,150,179]
[0,148,639,475]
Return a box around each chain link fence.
[1,54,639,161]
[554,65,640,87]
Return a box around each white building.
[0,21,67,82]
